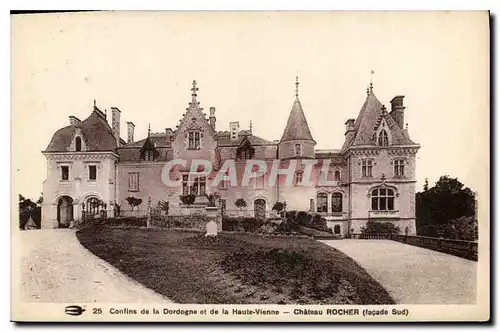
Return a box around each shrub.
[179,194,196,206]
[222,217,262,232]
[361,221,400,235]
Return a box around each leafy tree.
[179,194,196,206]
[126,196,143,211]
[235,198,247,211]
[19,194,42,229]
[416,176,476,239]
[361,221,400,235]
[272,201,287,216]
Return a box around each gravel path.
[321,239,477,304]
[20,229,171,303]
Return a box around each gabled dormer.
[342,84,417,151]
[236,136,255,160]
[171,80,218,162]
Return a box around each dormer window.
[75,137,82,151]
[295,143,302,156]
[378,130,389,146]
[143,151,155,161]
[188,131,201,150]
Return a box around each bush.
[361,221,400,235]
[222,217,262,232]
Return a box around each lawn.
[76,226,394,304]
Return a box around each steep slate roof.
[216,132,275,147]
[280,98,315,143]
[123,135,172,148]
[44,109,118,152]
[342,90,416,150]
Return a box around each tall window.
[75,137,82,151]
[183,175,206,195]
[143,151,154,161]
[128,172,139,191]
[331,192,342,212]
[334,170,341,181]
[378,130,389,146]
[371,188,395,211]
[394,159,405,177]
[295,143,301,156]
[61,166,69,181]
[294,171,303,185]
[188,131,201,149]
[88,165,97,181]
[362,159,373,177]
[317,193,328,213]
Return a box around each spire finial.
[366,85,370,96]
[191,80,199,102]
[93,99,96,108]
[370,69,374,92]
[295,76,300,98]
[148,123,151,137]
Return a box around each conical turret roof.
[280,98,315,143]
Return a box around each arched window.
[85,197,102,216]
[334,170,341,181]
[371,188,395,211]
[317,193,328,213]
[378,130,389,146]
[75,136,82,151]
[331,192,342,212]
[295,143,301,156]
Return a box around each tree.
[235,198,247,211]
[416,176,476,238]
[361,221,400,235]
[272,201,286,216]
[126,196,143,211]
[19,194,41,229]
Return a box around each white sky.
[11,11,489,200]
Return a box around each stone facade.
[41,80,420,236]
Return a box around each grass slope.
[76,227,394,305]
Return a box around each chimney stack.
[209,107,216,131]
[111,107,121,147]
[126,121,135,143]
[389,95,406,129]
[230,121,240,140]
[344,118,355,135]
[165,128,173,142]
[69,115,81,126]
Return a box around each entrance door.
[334,225,341,235]
[57,196,74,228]
[254,199,266,220]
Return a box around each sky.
[11,11,489,200]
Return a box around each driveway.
[321,239,477,304]
[19,229,171,303]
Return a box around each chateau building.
[41,79,420,236]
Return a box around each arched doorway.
[57,196,73,228]
[254,199,266,220]
[334,225,341,235]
